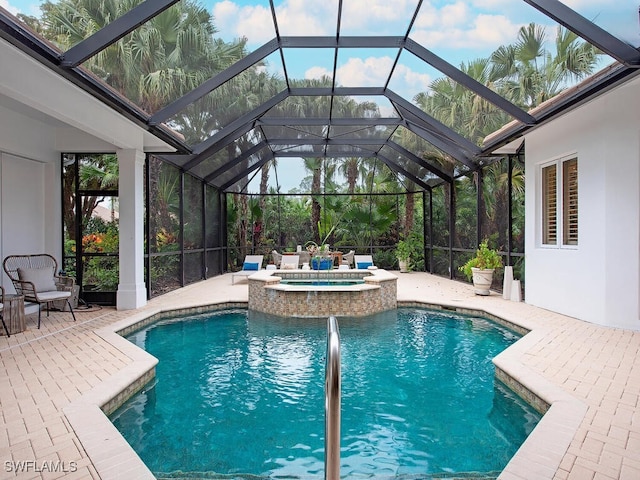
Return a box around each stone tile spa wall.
[247,270,397,318]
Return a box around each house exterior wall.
[525,74,640,330]
[0,107,61,292]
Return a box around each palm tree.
[40,0,247,115]
[491,23,601,109]
[414,23,601,253]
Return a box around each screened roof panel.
[190,129,266,179]
[2,0,638,193]
[570,2,639,48]
[324,144,382,156]
[209,144,271,188]
[260,124,326,140]
[271,144,318,155]
[328,125,396,140]
[262,95,332,118]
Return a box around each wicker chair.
[0,285,10,337]
[271,250,283,267]
[3,254,77,328]
[341,250,355,267]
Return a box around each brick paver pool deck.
[0,272,638,479]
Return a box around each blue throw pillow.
[357,262,373,269]
[243,262,259,271]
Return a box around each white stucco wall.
[0,104,61,291]
[525,74,640,330]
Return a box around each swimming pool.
[110,308,541,479]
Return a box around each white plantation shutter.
[542,164,557,245]
[563,158,578,246]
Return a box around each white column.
[116,148,147,310]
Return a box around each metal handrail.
[325,316,341,480]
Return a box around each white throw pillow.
[17,267,57,292]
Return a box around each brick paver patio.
[0,272,638,479]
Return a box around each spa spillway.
[247,268,398,317]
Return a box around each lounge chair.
[3,254,77,328]
[280,255,300,270]
[354,255,374,269]
[0,286,10,337]
[232,255,264,285]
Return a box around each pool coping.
[64,299,586,480]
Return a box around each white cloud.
[470,0,511,8]
[439,2,471,27]
[213,0,335,45]
[305,56,431,99]
[340,0,419,34]
[0,0,17,15]
[213,1,275,44]
[304,66,330,81]
[393,64,432,92]
[212,0,238,23]
[273,0,333,36]
[412,13,520,50]
[336,57,394,87]
[305,56,394,87]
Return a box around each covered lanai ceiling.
[1,0,639,193]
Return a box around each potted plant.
[396,239,413,273]
[305,241,333,270]
[459,240,503,295]
[395,234,421,273]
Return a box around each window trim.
[539,153,578,249]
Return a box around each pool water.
[279,279,365,286]
[110,308,541,479]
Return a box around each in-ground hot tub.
[248,268,398,317]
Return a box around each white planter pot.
[398,259,409,273]
[471,268,494,295]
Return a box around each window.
[541,157,578,247]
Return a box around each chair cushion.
[281,263,297,270]
[17,267,57,292]
[356,262,373,269]
[243,262,259,271]
[37,290,71,301]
